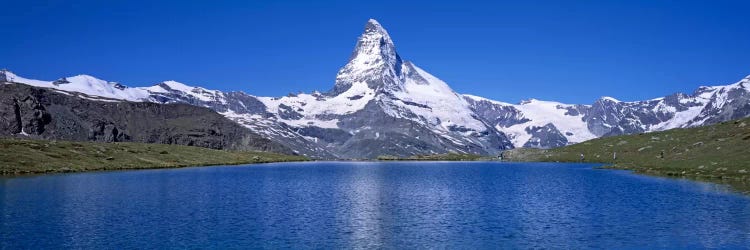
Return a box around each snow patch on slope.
[512,100,595,146]
[394,64,486,132]
[3,71,149,101]
[654,105,704,130]
[257,81,376,129]
[63,75,149,101]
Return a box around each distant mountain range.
[2,19,749,159]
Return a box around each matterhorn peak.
[332,19,404,95]
[347,18,399,66]
[363,19,390,38]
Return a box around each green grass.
[0,138,308,175]
[377,153,493,161]
[502,117,750,193]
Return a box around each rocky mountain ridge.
[0,83,293,155]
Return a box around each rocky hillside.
[0,83,293,154]
[502,117,750,193]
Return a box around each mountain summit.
[2,19,750,159]
[333,19,403,95]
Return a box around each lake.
[1,162,749,248]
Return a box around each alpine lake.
[1,161,749,248]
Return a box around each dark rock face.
[0,95,53,135]
[52,78,70,86]
[522,123,567,149]
[584,98,625,136]
[330,99,512,159]
[224,92,269,115]
[334,101,451,158]
[17,96,52,135]
[463,96,529,128]
[296,126,352,144]
[0,84,293,154]
[0,98,22,134]
[277,104,304,120]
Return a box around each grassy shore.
[502,117,750,193]
[0,138,307,175]
[377,153,493,161]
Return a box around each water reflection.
[335,163,384,248]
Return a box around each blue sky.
[2,0,749,103]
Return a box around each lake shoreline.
[0,138,308,176]
[598,164,750,195]
[0,159,311,177]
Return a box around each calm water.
[1,162,750,249]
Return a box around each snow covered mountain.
[463,75,750,148]
[255,19,514,158]
[2,19,749,158]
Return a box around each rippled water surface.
[2,162,750,248]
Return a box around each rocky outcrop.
[0,95,52,135]
[522,123,567,149]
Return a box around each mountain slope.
[1,70,337,158]
[2,19,749,158]
[501,117,750,193]
[0,83,293,154]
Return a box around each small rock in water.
[698,165,705,169]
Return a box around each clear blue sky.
[3,0,749,103]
